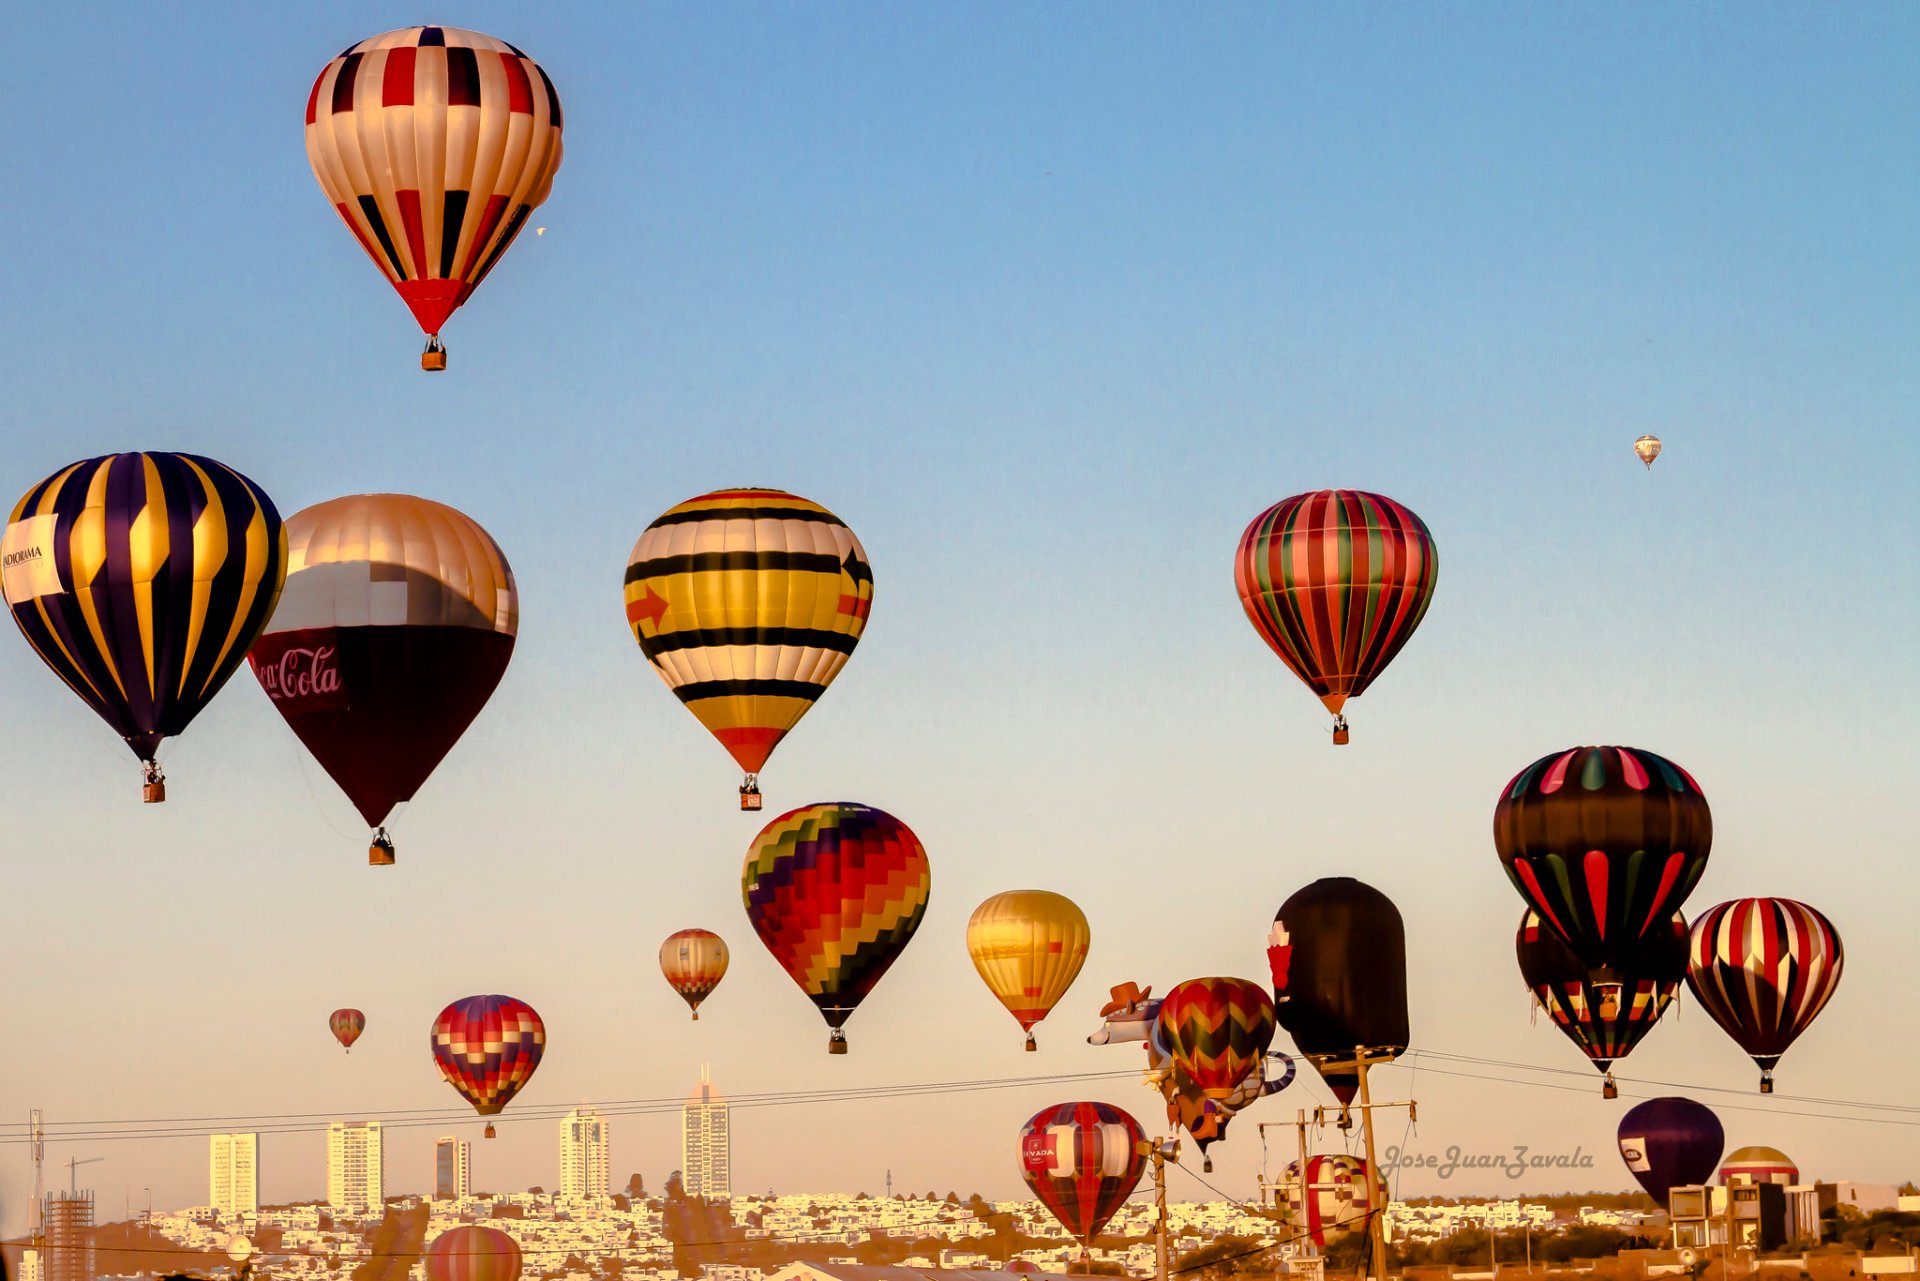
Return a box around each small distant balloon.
[1634,435,1662,469]
[536,227,546,236]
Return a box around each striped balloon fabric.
[305,26,563,354]
[431,995,546,1118]
[329,1008,366,1052]
[1154,977,1275,1100]
[741,803,930,1052]
[1686,898,1843,1093]
[1284,1154,1387,1248]
[659,929,731,1019]
[626,490,873,804]
[424,1226,522,1281]
[1234,489,1436,742]
[1495,746,1712,979]
[1018,1101,1146,1247]
[2,452,286,796]
[1517,909,1686,1092]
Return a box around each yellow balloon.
[966,890,1091,1051]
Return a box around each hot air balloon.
[1634,436,1663,469]
[425,1226,522,1281]
[1495,747,1711,979]
[1721,1146,1797,1186]
[1686,898,1843,1094]
[1154,977,1273,1170]
[1617,1097,1723,1206]
[1518,908,1686,1097]
[966,890,1091,1051]
[1017,1102,1146,1252]
[330,1008,366,1052]
[626,490,873,809]
[432,995,545,1138]
[741,803,929,1053]
[1284,1154,1387,1247]
[249,495,516,865]
[1270,879,1409,1111]
[305,27,564,370]
[3,452,286,801]
[660,929,730,1020]
[1234,490,1437,744]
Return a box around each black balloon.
[1268,878,1409,1103]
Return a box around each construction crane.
[66,1156,104,1196]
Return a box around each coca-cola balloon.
[250,495,516,865]
[1269,878,1409,1104]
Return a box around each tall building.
[559,1108,609,1202]
[19,1247,43,1281]
[681,1066,730,1200]
[42,1191,95,1281]
[326,1122,384,1212]
[435,1136,471,1201]
[209,1133,260,1218]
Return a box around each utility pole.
[1137,1135,1178,1281]
[1308,1047,1415,1281]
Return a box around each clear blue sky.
[2,2,1917,1229]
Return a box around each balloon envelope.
[425,1226,522,1281]
[1495,746,1711,977]
[626,489,873,791]
[1286,1154,1387,1247]
[305,28,563,345]
[1686,898,1843,1091]
[741,803,929,1047]
[1155,977,1275,1100]
[660,929,730,1019]
[330,1008,365,1051]
[1635,436,1663,468]
[432,995,545,1118]
[1018,1102,1146,1246]
[1270,878,1409,1103]
[1720,1146,1798,1187]
[249,494,516,835]
[1518,909,1685,1076]
[967,890,1091,1047]
[4,452,285,781]
[1234,489,1437,733]
[1617,1097,1723,1205]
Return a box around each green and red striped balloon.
[1234,489,1437,743]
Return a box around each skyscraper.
[209,1133,260,1218]
[42,1191,94,1281]
[434,1136,471,1201]
[559,1108,609,1202]
[681,1066,730,1200]
[326,1122,384,1212]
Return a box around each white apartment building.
[326,1122,384,1212]
[682,1065,730,1200]
[435,1136,471,1201]
[560,1108,610,1202]
[209,1133,260,1218]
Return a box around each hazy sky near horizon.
[2,2,1918,1234]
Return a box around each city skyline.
[4,0,1918,1239]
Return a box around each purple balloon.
[1616,1096,1724,1205]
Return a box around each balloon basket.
[1759,1074,1773,1095]
[691,1010,700,1021]
[421,336,447,372]
[828,1030,848,1055]
[1332,716,1350,746]
[483,1123,496,1139]
[1202,1156,1214,1173]
[369,829,396,866]
[1602,1076,1618,1100]
[740,777,763,811]
[141,760,166,803]
[1025,1033,1037,1053]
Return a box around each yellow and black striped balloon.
[624,489,872,789]
[2,452,286,787]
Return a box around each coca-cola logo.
[258,645,344,702]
